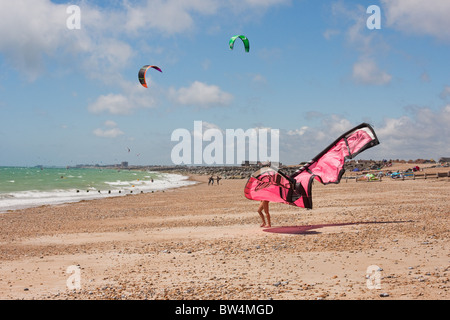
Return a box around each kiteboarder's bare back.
[257,200,271,227]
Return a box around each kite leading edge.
[138,65,162,88]
[229,35,250,53]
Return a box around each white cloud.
[88,78,159,115]
[280,115,354,163]
[168,81,233,108]
[375,105,450,159]
[88,94,131,115]
[352,59,392,85]
[0,0,292,80]
[104,120,119,128]
[329,2,392,86]
[279,106,450,164]
[88,90,158,115]
[93,127,125,138]
[0,0,68,79]
[287,126,309,136]
[381,0,450,41]
[80,39,134,81]
[123,0,291,35]
[242,0,290,6]
[0,0,133,81]
[93,121,124,138]
[124,0,220,35]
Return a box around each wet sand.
[0,166,448,300]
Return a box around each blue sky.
[1,0,450,166]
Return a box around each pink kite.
[244,123,380,209]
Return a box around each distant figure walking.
[208,175,214,185]
[257,200,271,228]
[216,175,222,185]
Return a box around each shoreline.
[0,171,198,214]
[0,166,448,300]
[2,160,447,211]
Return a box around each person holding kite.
[245,123,380,228]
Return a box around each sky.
[1,0,450,167]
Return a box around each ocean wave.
[0,194,15,199]
[104,180,131,186]
[0,172,196,213]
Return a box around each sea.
[0,167,195,213]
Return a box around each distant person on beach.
[208,175,214,185]
[257,200,271,228]
[216,175,221,185]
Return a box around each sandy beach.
[0,164,448,300]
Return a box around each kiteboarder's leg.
[257,201,266,227]
[262,200,271,227]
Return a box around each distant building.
[241,161,258,167]
[241,160,280,167]
[121,161,128,168]
[439,157,450,163]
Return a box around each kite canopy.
[244,123,380,209]
[138,65,162,88]
[229,35,250,52]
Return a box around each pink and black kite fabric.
[244,123,380,209]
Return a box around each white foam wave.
[0,173,195,213]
